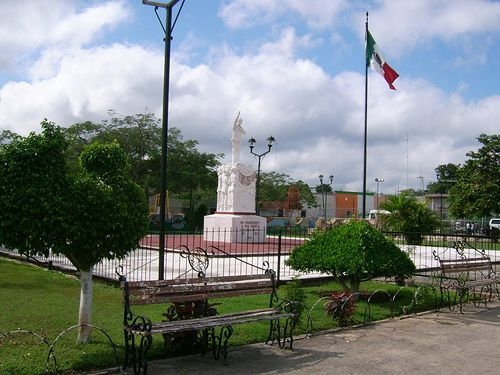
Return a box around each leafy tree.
[427,163,459,194]
[379,191,440,244]
[286,220,416,294]
[63,120,106,160]
[167,127,220,198]
[64,114,222,201]
[294,180,317,209]
[448,134,500,218]
[258,172,316,210]
[0,121,148,343]
[258,171,292,203]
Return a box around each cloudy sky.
[1,0,500,195]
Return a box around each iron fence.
[2,229,499,283]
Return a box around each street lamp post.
[319,174,334,218]
[142,0,185,280]
[374,177,384,208]
[248,136,275,215]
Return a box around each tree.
[0,121,149,343]
[427,163,459,194]
[379,191,440,244]
[258,171,292,202]
[257,172,316,210]
[448,134,500,218]
[286,220,416,294]
[166,127,220,197]
[294,180,317,209]
[64,114,222,199]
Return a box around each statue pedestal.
[203,214,267,243]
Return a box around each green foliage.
[0,120,70,254]
[379,191,440,244]
[294,180,317,209]
[0,121,149,270]
[258,172,316,210]
[258,171,293,202]
[280,278,307,323]
[63,113,223,199]
[448,134,500,218]
[65,142,149,270]
[427,163,459,194]
[0,121,149,342]
[286,220,416,293]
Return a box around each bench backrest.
[439,257,492,278]
[121,272,276,307]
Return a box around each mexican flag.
[366,30,399,90]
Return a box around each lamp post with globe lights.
[318,174,334,218]
[248,136,275,215]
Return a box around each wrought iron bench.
[433,241,499,313]
[117,246,298,375]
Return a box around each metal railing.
[2,229,499,283]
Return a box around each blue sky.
[1,0,500,195]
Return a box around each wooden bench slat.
[126,273,270,289]
[127,279,274,305]
[129,287,274,305]
[146,308,293,335]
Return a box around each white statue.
[204,111,267,244]
[231,111,245,164]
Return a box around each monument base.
[203,213,267,243]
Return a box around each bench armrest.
[124,311,153,335]
[273,298,303,318]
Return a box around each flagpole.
[362,11,369,219]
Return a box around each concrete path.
[146,302,500,375]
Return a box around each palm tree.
[380,191,440,245]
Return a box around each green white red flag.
[366,30,399,90]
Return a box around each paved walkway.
[146,302,500,375]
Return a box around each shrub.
[324,291,356,327]
[280,278,307,324]
[286,220,416,294]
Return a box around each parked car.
[489,218,500,230]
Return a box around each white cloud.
[1,0,499,196]
[367,0,500,56]
[218,0,347,30]
[0,0,130,74]
[0,44,162,134]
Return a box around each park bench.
[117,246,298,375]
[433,242,500,313]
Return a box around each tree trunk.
[349,279,361,301]
[77,269,93,343]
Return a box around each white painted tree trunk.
[77,269,93,343]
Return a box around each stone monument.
[203,112,267,243]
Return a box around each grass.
[0,257,440,375]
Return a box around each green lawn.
[0,257,438,375]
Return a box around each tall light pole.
[249,136,275,215]
[375,177,384,208]
[143,0,185,280]
[319,174,334,218]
